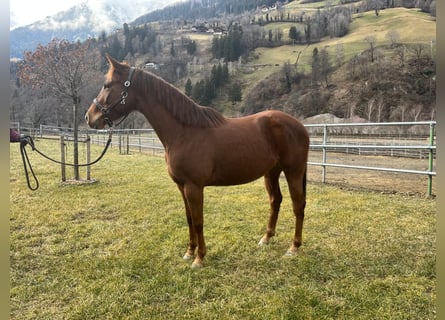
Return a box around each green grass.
[10,139,436,319]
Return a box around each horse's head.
[85,54,137,129]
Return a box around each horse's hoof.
[191,259,204,269]
[258,237,270,246]
[284,248,299,257]
[191,262,203,269]
[183,253,194,260]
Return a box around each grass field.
[10,139,436,319]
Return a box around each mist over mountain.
[10,0,178,59]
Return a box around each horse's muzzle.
[85,110,103,129]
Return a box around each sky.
[10,0,84,29]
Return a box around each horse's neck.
[137,100,183,148]
[134,71,207,148]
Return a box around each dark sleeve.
[10,128,21,143]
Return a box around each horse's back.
[254,110,309,169]
[253,110,308,144]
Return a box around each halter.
[93,67,136,126]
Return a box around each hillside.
[10,3,436,127]
[233,8,436,121]
[161,7,435,121]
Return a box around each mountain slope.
[239,8,436,121]
[10,0,178,59]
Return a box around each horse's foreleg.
[183,183,206,268]
[285,168,306,256]
[177,184,197,260]
[259,168,282,246]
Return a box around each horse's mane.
[133,68,226,128]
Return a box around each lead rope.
[20,139,39,191]
[19,130,113,191]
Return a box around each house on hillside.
[144,62,160,70]
[260,3,278,13]
[192,25,208,33]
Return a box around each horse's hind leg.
[259,166,283,246]
[284,166,307,256]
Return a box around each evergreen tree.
[289,26,300,43]
[187,40,197,55]
[170,42,176,57]
[213,24,244,62]
[185,78,193,97]
[311,47,321,85]
[229,25,243,61]
[228,81,242,104]
[99,31,107,42]
[211,36,221,59]
[108,35,124,61]
[123,23,133,56]
[123,23,130,36]
[203,78,216,105]
[304,18,312,44]
[211,64,224,89]
[222,63,229,81]
[192,80,205,104]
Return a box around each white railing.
[20,121,437,196]
[305,121,436,196]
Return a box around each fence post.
[427,122,435,197]
[126,134,130,154]
[86,134,91,181]
[119,133,122,154]
[322,125,327,183]
[60,136,66,182]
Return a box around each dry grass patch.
[10,139,435,319]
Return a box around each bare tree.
[410,43,427,60]
[376,95,385,122]
[347,55,359,79]
[335,42,345,67]
[409,104,423,121]
[385,30,400,48]
[392,104,408,122]
[18,39,101,180]
[348,102,357,119]
[366,97,375,121]
[319,47,332,88]
[365,35,377,63]
[409,43,430,70]
[367,0,383,16]
[394,45,406,67]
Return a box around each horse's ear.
[105,53,128,71]
[106,54,125,70]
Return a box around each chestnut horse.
[85,55,309,268]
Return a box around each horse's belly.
[209,149,277,186]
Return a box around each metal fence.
[304,121,436,196]
[18,121,436,196]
